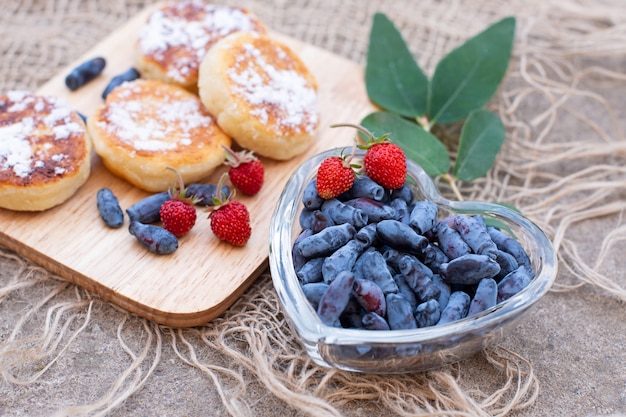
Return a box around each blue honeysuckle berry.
[65,57,106,91]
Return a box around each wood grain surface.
[0,4,375,327]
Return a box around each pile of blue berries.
[292,175,535,331]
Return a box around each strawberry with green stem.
[331,123,407,190]
[315,145,360,200]
[159,167,199,238]
[223,145,264,196]
[208,173,252,246]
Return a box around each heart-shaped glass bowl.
[269,148,557,374]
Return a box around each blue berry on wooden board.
[102,67,140,99]
[128,221,178,255]
[96,187,124,228]
[126,192,170,224]
[65,57,106,91]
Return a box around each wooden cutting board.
[0,4,376,327]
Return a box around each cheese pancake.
[0,91,92,211]
[87,79,231,192]
[136,0,267,91]
[198,31,320,160]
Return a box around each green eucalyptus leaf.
[365,13,429,118]
[492,202,520,213]
[428,17,516,124]
[485,203,520,236]
[453,109,505,181]
[483,217,516,237]
[360,111,450,177]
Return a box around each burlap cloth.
[2,0,626,416]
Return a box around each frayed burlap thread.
[0,254,538,416]
[1,0,626,416]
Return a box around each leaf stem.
[416,115,432,132]
[442,172,464,201]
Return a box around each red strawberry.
[208,174,252,246]
[160,200,196,238]
[223,145,264,196]
[209,200,251,246]
[159,167,198,237]
[315,151,358,200]
[363,142,407,190]
[332,123,407,190]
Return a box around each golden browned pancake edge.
[135,0,267,91]
[198,31,320,161]
[87,79,231,192]
[0,91,92,211]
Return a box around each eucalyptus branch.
[442,172,464,202]
[361,13,514,201]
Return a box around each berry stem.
[331,123,377,143]
[216,173,230,200]
[342,141,359,168]
[165,165,188,200]
[210,173,230,207]
[222,144,238,161]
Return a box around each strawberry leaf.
[365,13,429,118]
[428,17,516,124]
[453,109,505,182]
[360,111,450,177]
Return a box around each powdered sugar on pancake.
[97,81,215,153]
[226,39,319,135]
[0,121,34,178]
[0,91,85,179]
[138,1,266,83]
